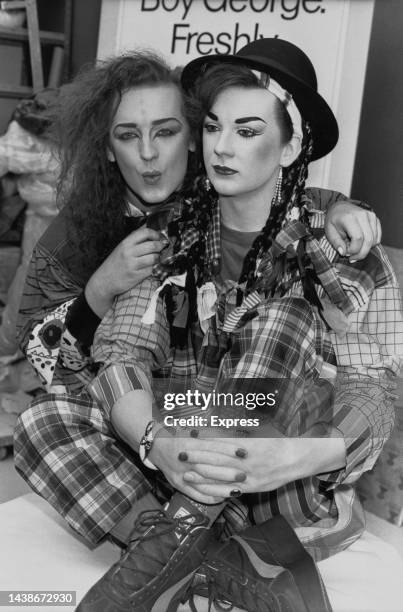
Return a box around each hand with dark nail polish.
[178,452,188,462]
[235,448,248,459]
[235,472,247,482]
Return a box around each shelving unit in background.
[0,0,72,98]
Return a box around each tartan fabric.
[15,291,338,549]
[14,392,155,544]
[93,203,402,409]
[13,189,402,554]
[86,214,402,558]
[13,382,251,544]
[15,188,355,392]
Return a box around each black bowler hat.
[181,38,338,161]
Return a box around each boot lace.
[181,562,276,612]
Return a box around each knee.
[14,406,34,459]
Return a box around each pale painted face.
[108,84,195,204]
[202,86,295,203]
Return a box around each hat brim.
[181,54,338,161]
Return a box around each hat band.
[252,71,303,142]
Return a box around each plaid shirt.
[89,201,403,560]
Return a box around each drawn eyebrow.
[114,117,183,129]
[152,118,183,126]
[206,112,266,124]
[235,116,266,124]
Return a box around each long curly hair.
[53,51,199,270]
[171,63,313,295]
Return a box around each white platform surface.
[0,493,402,612]
[0,493,119,611]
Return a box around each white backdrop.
[97,0,375,195]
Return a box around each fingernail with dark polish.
[178,452,188,462]
[235,448,247,458]
[230,489,242,498]
[235,472,246,482]
[190,429,199,438]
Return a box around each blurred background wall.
[351,0,403,249]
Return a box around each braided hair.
[173,63,314,294]
[239,120,313,293]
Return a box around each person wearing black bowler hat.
[25,40,403,612]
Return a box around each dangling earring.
[203,176,212,192]
[274,167,283,206]
[107,148,116,163]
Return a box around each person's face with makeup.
[203,86,295,204]
[108,84,195,204]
